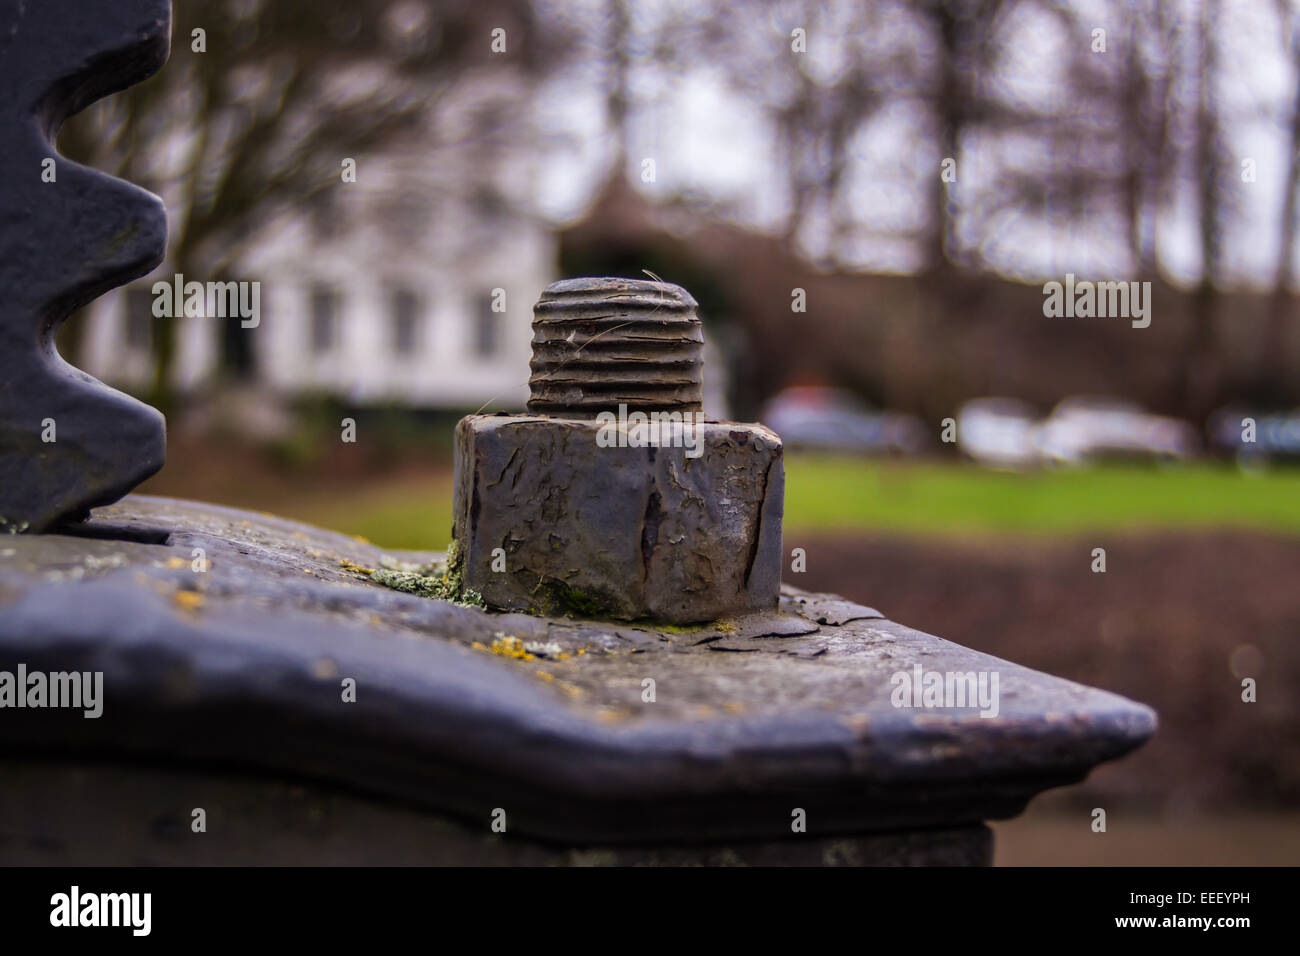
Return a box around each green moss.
[368,547,713,624]
[537,579,618,620]
[370,567,452,599]
[641,618,735,633]
[443,537,465,590]
[369,544,485,610]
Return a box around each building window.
[123,287,153,351]
[384,199,428,245]
[310,286,339,354]
[391,287,420,356]
[310,191,339,242]
[475,293,499,358]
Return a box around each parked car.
[762,386,929,455]
[1036,396,1198,464]
[956,397,1042,468]
[1209,406,1300,463]
[957,396,1199,468]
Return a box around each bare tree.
[1182,0,1226,417]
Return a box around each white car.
[956,398,1042,469]
[1036,397,1198,464]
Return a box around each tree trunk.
[1261,5,1300,403]
[1180,0,1223,421]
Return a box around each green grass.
[783,456,1300,535]
[301,476,455,552]
[289,457,1300,550]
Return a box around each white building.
[81,67,556,414]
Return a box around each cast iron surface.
[0,0,170,533]
[0,496,1156,844]
[0,763,992,865]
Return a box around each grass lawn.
[292,456,1300,550]
[782,456,1300,535]
[302,474,457,552]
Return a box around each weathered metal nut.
[453,414,783,623]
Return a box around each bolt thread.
[528,277,704,417]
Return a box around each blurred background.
[58,0,1299,864]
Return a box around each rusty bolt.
[451,277,783,624]
[527,277,704,417]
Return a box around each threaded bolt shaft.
[527,277,704,417]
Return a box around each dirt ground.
[797,529,1300,865]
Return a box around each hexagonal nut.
[452,414,783,624]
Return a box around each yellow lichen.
[173,590,204,613]
[339,558,376,576]
[489,635,535,661]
